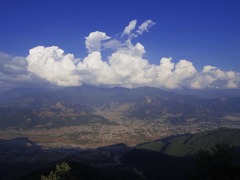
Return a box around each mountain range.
[0,85,240,129]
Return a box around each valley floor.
[0,117,239,149]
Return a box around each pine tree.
[41,162,72,180]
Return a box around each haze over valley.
[1,86,240,149]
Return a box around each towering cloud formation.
[27,46,81,86]
[85,31,111,52]
[191,66,239,89]
[2,19,240,90]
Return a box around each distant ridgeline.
[0,86,240,129]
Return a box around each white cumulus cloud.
[85,31,111,52]
[190,66,240,89]
[0,52,32,91]
[137,20,156,35]
[25,40,240,89]
[122,19,137,38]
[2,19,240,90]
[26,46,81,86]
[122,19,156,38]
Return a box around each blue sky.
[0,0,240,90]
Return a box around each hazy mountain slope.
[0,86,240,130]
[173,88,240,99]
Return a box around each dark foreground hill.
[1,128,240,180]
[136,127,240,156]
[124,128,240,179]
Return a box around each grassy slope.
[137,128,240,156]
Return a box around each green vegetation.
[138,141,165,152]
[41,162,72,180]
[137,128,240,156]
